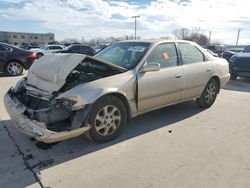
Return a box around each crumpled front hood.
[27,53,126,95]
[27,54,86,94]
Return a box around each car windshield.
[39,45,46,49]
[243,46,250,53]
[95,42,151,70]
[64,45,74,50]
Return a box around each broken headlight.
[56,96,85,111]
[13,77,26,93]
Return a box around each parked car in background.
[94,43,109,52]
[0,42,37,76]
[4,40,230,143]
[229,45,250,80]
[205,45,226,57]
[19,44,40,51]
[30,45,65,58]
[56,44,96,56]
[221,48,243,62]
[205,49,218,57]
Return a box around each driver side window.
[147,43,178,68]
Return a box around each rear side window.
[147,43,178,68]
[71,45,81,51]
[0,44,12,52]
[46,46,53,50]
[46,46,63,50]
[53,46,63,50]
[178,43,204,65]
[81,46,89,53]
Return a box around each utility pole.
[181,28,187,39]
[208,31,212,44]
[236,28,241,46]
[132,15,140,39]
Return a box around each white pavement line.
[0,117,45,188]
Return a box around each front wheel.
[88,96,127,143]
[196,79,219,108]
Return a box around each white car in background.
[30,45,65,58]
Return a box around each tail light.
[27,52,37,59]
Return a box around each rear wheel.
[5,61,24,76]
[196,79,219,108]
[88,96,127,143]
[37,53,43,59]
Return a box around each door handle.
[175,74,182,78]
[206,68,211,72]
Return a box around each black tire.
[37,53,43,59]
[88,95,127,143]
[230,74,237,80]
[5,61,24,76]
[196,79,219,108]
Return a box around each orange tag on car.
[162,52,169,60]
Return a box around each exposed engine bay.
[11,58,124,132]
[61,58,123,92]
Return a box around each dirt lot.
[0,72,250,188]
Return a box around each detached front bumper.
[4,90,90,143]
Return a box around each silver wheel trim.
[205,83,216,104]
[94,105,121,136]
[7,62,22,75]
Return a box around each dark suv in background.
[229,45,250,80]
[56,44,96,56]
[0,42,37,76]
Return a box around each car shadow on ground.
[223,78,250,92]
[0,72,26,77]
[0,72,10,77]
[1,100,205,183]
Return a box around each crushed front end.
[4,78,91,143]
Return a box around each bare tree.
[173,28,190,39]
[173,27,209,45]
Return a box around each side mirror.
[141,62,161,73]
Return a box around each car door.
[177,42,212,100]
[238,46,250,73]
[52,46,64,53]
[0,44,9,72]
[79,46,89,55]
[46,46,62,54]
[137,43,183,112]
[69,45,81,54]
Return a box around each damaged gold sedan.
[4,40,230,143]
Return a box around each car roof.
[45,44,64,47]
[0,42,26,50]
[116,39,201,46]
[0,42,12,47]
[68,44,91,47]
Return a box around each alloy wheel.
[7,62,23,76]
[94,105,121,136]
[205,83,216,104]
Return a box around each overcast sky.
[0,0,250,45]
